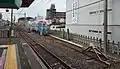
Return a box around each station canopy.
[0,0,34,9]
[0,0,22,9]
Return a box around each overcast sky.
[16,0,66,19]
[0,0,66,20]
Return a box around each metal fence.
[0,29,9,38]
[50,29,120,56]
[0,29,17,38]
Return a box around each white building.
[66,0,120,42]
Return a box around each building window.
[92,30,98,33]
[107,32,111,34]
[89,11,97,14]
[89,30,111,34]
[89,30,98,33]
[89,30,92,32]
[99,31,102,33]
[89,9,112,14]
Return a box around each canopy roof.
[0,0,22,9]
[0,0,34,8]
[18,17,34,21]
[21,0,34,7]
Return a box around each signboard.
[0,0,22,8]
[72,0,79,24]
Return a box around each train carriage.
[37,21,50,36]
[25,20,50,35]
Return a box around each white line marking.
[50,35,83,48]
[28,60,31,65]
[23,62,26,65]
[22,57,24,59]
[25,52,27,55]
[22,43,27,45]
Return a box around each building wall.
[46,4,66,26]
[66,0,113,41]
[112,0,120,42]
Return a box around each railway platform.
[0,41,47,69]
[4,44,17,69]
[0,34,45,69]
[0,26,48,69]
[0,44,17,69]
[0,25,120,69]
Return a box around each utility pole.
[24,13,27,26]
[104,0,108,54]
[14,15,16,22]
[24,13,26,17]
[9,9,13,44]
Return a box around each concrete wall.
[112,0,120,42]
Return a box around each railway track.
[28,33,110,69]
[16,26,120,69]
[19,31,73,69]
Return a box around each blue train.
[26,21,50,35]
[36,21,50,36]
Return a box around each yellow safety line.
[0,45,8,48]
[4,45,17,69]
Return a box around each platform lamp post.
[104,0,108,54]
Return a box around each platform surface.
[4,44,17,69]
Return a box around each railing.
[0,29,9,38]
[50,29,120,56]
[0,29,17,38]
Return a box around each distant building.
[0,13,8,27]
[46,4,66,27]
[18,17,34,25]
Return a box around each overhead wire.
[27,0,43,11]
[16,8,26,18]
[15,0,40,18]
[16,8,25,18]
[27,0,52,11]
[16,0,52,18]
[17,8,24,13]
[28,0,39,7]
[43,0,52,4]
